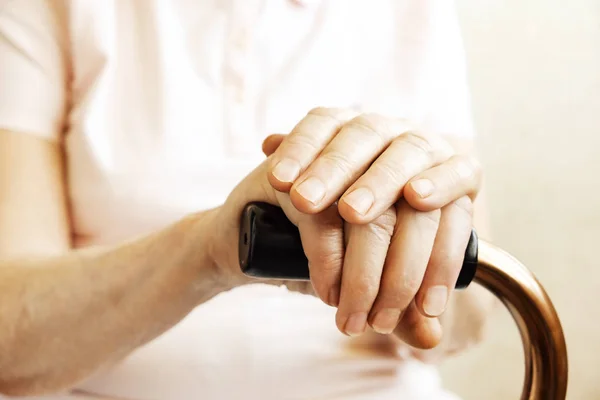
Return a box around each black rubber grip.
[239,202,478,289]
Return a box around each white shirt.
[0,0,473,399]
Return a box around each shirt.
[0,0,473,399]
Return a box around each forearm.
[0,209,223,396]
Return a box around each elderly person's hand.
[215,107,483,351]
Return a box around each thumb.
[262,134,287,157]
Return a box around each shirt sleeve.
[362,0,475,138]
[0,0,69,141]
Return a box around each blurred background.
[440,1,600,399]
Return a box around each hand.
[265,108,482,348]
[212,107,481,350]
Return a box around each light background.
[441,1,600,399]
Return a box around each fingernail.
[423,286,448,317]
[343,188,374,215]
[272,159,301,183]
[411,179,434,198]
[328,286,340,307]
[371,308,401,334]
[295,177,326,204]
[344,312,368,336]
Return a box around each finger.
[415,196,473,317]
[393,301,443,350]
[262,134,287,157]
[296,205,345,306]
[226,160,343,297]
[404,154,482,212]
[268,107,358,191]
[335,208,396,336]
[367,199,440,334]
[264,190,344,306]
[290,114,409,213]
[337,132,454,224]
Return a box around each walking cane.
[239,202,568,400]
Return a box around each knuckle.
[349,279,380,300]
[308,107,355,124]
[354,112,384,125]
[303,234,344,269]
[428,258,460,281]
[284,132,321,154]
[370,159,410,186]
[402,132,453,161]
[402,132,435,156]
[308,106,332,116]
[445,166,465,187]
[367,224,393,245]
[368,210,397,240]
[379,281,417,308]
[313,247,344,274]
[321,151,355,179]
[349,113,393,142]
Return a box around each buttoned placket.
[222,0,266,157]
[222,0,325,156]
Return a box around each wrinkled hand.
[215,107,482,350]
[266,108,482,348]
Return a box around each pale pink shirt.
[0,0,474,399]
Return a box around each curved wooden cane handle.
[476,241,568,400]
[239,202,569,399]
